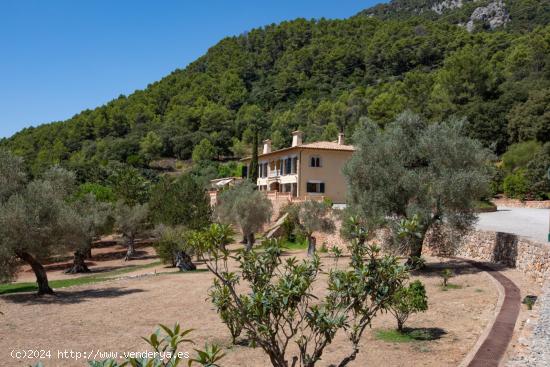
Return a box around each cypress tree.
[249,129,259,186]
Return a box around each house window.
[292,157,298,174]
[310,156,321,167]
[285,158,292,175]
[306,182,325,193]
[263,162,268,178]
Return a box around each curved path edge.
[455,258,521,367]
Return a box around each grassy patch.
[376,329,417,342]
[281,240,308,251]
[474,200,497,212]
[376,328,446,343]
[0,261,162,295]
[256,240,307,252]
[441,283,462,291]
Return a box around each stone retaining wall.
[492,198,550,209]
[426,229,550,284]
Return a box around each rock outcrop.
[466,0,510,31]
[431,0,465,15]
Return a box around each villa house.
[241,131,355,204]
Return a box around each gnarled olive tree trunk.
[124,236,135,261]
[405,225,430,267]
[65,248,90,274]
[175,250,196,271]
[245,232,255,251]
[17,251,53,295]
[307,236,316,257]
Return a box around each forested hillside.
[2,0,550,198]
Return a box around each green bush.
[440,268,454,288]
[76,182,116,202]
[388,280,428,331]
[503,169,530,200]
[202,222,408,367]
[490,166,505,197]
[154,238,181,267]
[217,161,243,178]
[501,141,541,173]
[524,142,550,200]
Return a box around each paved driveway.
[476,207,550,243]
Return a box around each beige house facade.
[241,131,354,204]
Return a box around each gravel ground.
[476,207,550,243]
[507,282,550,367]
[0,256,497,367]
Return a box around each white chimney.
[291,131,303,147]
[338,132,345,145]
[263,139,272,154]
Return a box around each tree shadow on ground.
[403,327,447,341]
[1,287,145,305]
[91,249,150,261]
[411,258,509,278]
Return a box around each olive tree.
[285,201,335,256]
[344,112,493,263]
[216,182,272,251]
[155,225,197,271]
[114,201,150,260]
[0,149,26,201]
[149,175,211,230]
[150,175,212,269]
[0,162,81,294]
[65,194,113,274]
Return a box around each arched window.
[310,156,321,167]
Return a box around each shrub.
[501,141,541,173]
[192,138,217,163]
[154,226,186,267]
[330,246,343,260]
[280,213,297,242]
[323,197,334,207]
[209,279,243,344]
[524,142,550,200]
[440,268,454,287]
[503,169,530,200]
[388,280,428,331]
[202,222,408,367]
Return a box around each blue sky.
[0,0,380,138]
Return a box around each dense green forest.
[2,0,550,199]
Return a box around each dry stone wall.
[491,198,550,209]
[425,229,550,284]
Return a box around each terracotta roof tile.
[241,141,355,161]
[298,141,355,151]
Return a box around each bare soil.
[0,242,536,367]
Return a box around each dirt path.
[463,260,521,367]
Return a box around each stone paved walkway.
[507,282,550,367]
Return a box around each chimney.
[291,131,303,147]
[263,139,272,154]
[338,132,345,145]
